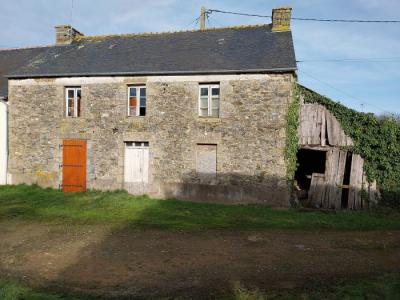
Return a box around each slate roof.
[0,46,51,97]
[1,24,296,96]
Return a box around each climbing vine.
[298,84,400,207]
[285,83,300,180]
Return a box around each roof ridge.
[0,45,53,52]
[76,24,270,41]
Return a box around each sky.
[1,0,399,115]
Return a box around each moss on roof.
[75,24,271,41]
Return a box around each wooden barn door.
[62,139,87,192]
[324,150,347,209]
[348,154,364,209]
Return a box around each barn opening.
[296,100,378,209]
[340,152,353,208]
[294,148,326,200]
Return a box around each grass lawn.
[1,273,400,300]
[230,273,400,300]
[0,279,66,300]
[0,184,399,230]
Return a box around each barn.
[295,85,379,209]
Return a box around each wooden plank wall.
[348,154,364,209]
[308,151,378,210]
[299,103,378,209]
[365,179,379,207]
[299,103,353,147]
[308,173,325,207]
[324,150,347,209]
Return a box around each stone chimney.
[272,7,292,31]
[55,25,84,45]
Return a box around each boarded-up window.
[196,144,217,176]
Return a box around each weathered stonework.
[8,73,294,206]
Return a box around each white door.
[124,142,149,194]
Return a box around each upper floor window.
[199,84,219,117]
[128,86,146,116]
[65,87,81,117]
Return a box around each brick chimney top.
[272,7,292,31]
[55,25,84,45]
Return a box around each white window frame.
[128,86,146,117]
[198,84,220,118]
[65,87,81,118]
[125,141,149,148]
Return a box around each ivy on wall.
[297,84,400,207]
[285,83,300,180]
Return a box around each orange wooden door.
[62,139,87,192]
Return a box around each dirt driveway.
[1,220,399,299]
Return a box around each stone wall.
[8,73,294,206]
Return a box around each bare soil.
[1,220,400,299]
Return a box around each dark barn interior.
[295,148,326,191]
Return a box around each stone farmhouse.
[0,7,376,208]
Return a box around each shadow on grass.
[42,222,400,299]
[1,184,400,298]
[0,184,400,231]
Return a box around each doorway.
[124,142,149,194]
[294,148,326,203]
[62,139,87,192]
[295,149,326,190]
[341,152,353,208]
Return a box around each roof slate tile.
[0,25,296,96]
